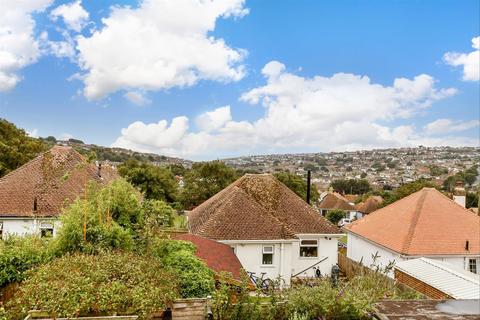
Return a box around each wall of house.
[347,233,402,277]
[0,218,59,239]
[291,236,339,278]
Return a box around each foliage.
[0,119,47,177]
[381,178,436,207]
[150,239,215,298]
[180,161,238,209]
[330,179,371,195]
[443,165,478,191]
[326,209,346,225]
[274,171,319,203]
[428,165,448,177]
[466,191,479,209]
[6,252,179,319]
[53,179,142,254]
[118,159,179,203]
[0,236,54,288]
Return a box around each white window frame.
[262,245,274,265]
[300,239,318,258]
[40,222,54,238]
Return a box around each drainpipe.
[280,243,284,287]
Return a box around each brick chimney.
[453,180,466,207]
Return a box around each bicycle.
[246,271,275,293]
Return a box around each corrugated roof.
[188,174,339,240]
[345,188,480,255]
[395,258,480,299]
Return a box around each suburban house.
[344,187,480,277]
[355,195,383,215]
[187,174,342,286]
[317,192,360,220]
[0,145,118,239]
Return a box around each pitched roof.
[188,174,339,240]
[345,188,480,256]
[395,258,480,300]
[0,146,118,217]
[318,193,356,211]
[355,196,383,214]
[174,233,244,280]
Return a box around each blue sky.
[0,0,478,159]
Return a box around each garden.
[0,179,421,320]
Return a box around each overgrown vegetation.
[274,171,319,203]
[330,179,371,195]
[325,209,346,225]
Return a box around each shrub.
[150,239,215,298]
[6,252,179,319]
[0,236,54,287]
[326,209,346,225]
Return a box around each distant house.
[317,192,360,220]
[355,196,383,215]
[344,188,480,277]
[188,174,341,286]
[0,146,118,239]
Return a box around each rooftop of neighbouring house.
[317,192,356,211]
[188,173,339,240]
[345,187,480,256]
[174,233,244,280]
[355,195,383,214]
[0,145,118,217]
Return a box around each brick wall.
[394,270,452,300]
[172,298,208,320]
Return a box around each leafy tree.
[304,163,319,172]
[0,118,47,177]
[118,159,179,203]
[274,171,319,203]
[180,161,238,209]
[331,179,371,195]
[382,179,436,207]
[466,191,479,209]
[442,165,478,191]
[429,165,448,177]
[360,172,367,178]
[167,163,187,176]
[326,209,346,225]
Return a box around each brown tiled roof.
[188,174,339,240]
[174,233,244,280]
[0,146,118,217]
[345,188,480,256]
[344,194,359,203]
[318,193,356,211]
[355,196,383,214]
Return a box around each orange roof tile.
[345,188,480,256]
[188,174,339,240]
[0,146,118,217]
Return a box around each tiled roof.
[355,196,383,214]
[188,174,339,240]
[174,233,244,280]
[318,193,356,211]
[345,188,480,255]
[0,146,118,217]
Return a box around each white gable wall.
[0,217,59,239]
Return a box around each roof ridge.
[402,188,428,253]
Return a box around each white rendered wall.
[0,218,59,239]
[291,236,339,278]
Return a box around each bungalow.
[188,174,342,286]
[355,196,383,215]
[0,146,118,239]
[344,187,480,277]
[317,192,360,220]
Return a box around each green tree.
[466,191,479,209]
[118,159,179,203]
[331,179,371,195]
[274,171,319,203]
[326,209,346,225]
[382,179,436,207]
[0,119,47,177]
[180,161,238,209]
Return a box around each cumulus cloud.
[424,118,480,135]
[124,91,151,106]
[444,36,480,81]
[76,0,248,100]
[112,61,469,159]
[0,0,53,91]
[50,0,89,32]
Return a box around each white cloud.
[424,118,480,135]
[124,91,151,106]
[195,105,232,132]
[50,0,89,33]
[76,0,248,100]
[112,61,468,159]
[444,36,480,81]
[0,0,53,91]
[27,128,39,138]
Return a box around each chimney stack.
[306,170,311,205]
[453,180,466,207]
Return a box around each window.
[0,222,3,240]
[300,239,318,257]
[469,258,477,274]
[40,222,54,238]
[262,245,274,265]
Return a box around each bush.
[326,209,346,225]
[6,252,179,319]
[0,236,54,287]
[150,239,215,298]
